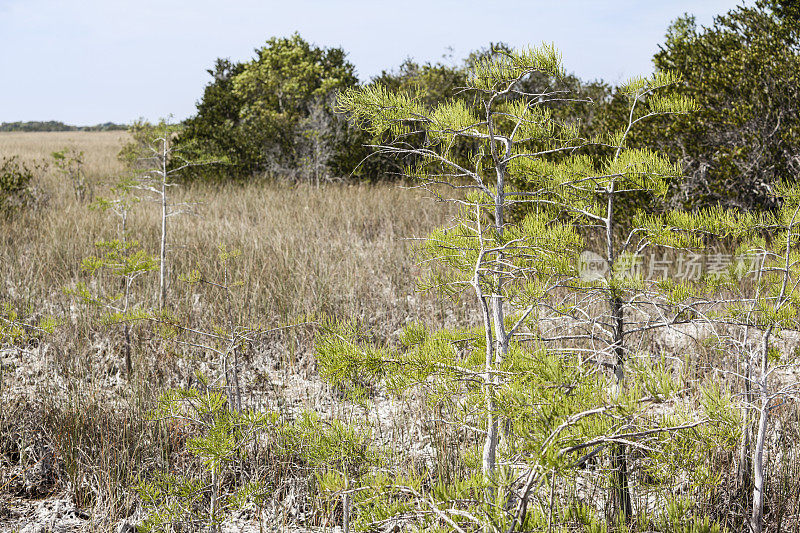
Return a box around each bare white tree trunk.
[749,204,797,532]
[343,475,351,533]
[750,326,773,533]
[738,347,752,490]
[479,287,497,476]
[750,392,769,533]
[479,98,511,482]
[158,139,168,311]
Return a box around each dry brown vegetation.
[1,132,455,329]
[0,132,464,531]
[0,131,130,177]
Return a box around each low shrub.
[0,156,46,214]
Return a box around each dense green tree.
[177,34,360,182]
[179,59,255,181]
[772,0,800,23]
[178,37,624,184]
[232,33,357,176]
[647,0,800,210]
[371,57,467,109]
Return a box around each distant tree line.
[0,121,127,132]
[173,1,800,211]
[8,1,795,212]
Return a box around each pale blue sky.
[0,0,747,125]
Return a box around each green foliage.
[0,303,56,396]
[280,410,377,476]
[138,380,275,531]
[177,33,361,182]
[177,36,651,185]
[137,473,206,533]
[320,318,621,475]
[316,319,392,403]
[139,381,380,532]
[120,119,194,171]
[82,240,158,279]
[647,1,800,210]
[372,57,467,110]
[0,303,56,346]
[176,59,254,181]
[233,33,356,128]
[67,239,158,319]
[655,498,723,533]
[328,42,745,531]
[65,238,157,373]
[640,124,800,533]
[469,43,564,89]
[121,117,227,183]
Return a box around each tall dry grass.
[0,131,129,179]
[0,131,465,529]
[2,172,456,331]
[1,132,463,381]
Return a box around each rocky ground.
[2,312,798,531]
[0,329,434,532]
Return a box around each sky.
[0,0,748,126]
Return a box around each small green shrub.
[0,156,40,213]
[137,379,275,532]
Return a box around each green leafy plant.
[52,148,91,203]
[66,239,157,374]
[282,411,378,532]
[637,179,800,532]
[138,378,274,532]
[329,44,725,531]
[0,303,55,345]
[0,156,42,214]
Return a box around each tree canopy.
[646,0,800,210]
[175,3,800,210]
[178,34,360,181]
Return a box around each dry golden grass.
[0,131,129,179]
[3,181,453,331]
[0,131,459,359]
[0,132,462,528]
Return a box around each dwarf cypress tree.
[321,46,728,531]
[642,183,800,532]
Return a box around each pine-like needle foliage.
[329,45,730,531]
